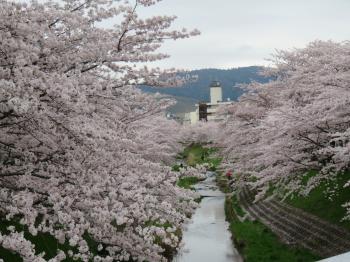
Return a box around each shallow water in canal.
[173,174,242,262]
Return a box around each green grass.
[183,143,208,166]
[177,176,201,189]
[175,143,222,190]
[230,195,246,217]
[216,171,232,193]
[232,169,350,261]
[180,143,222,170]
[229,220,320,262]
[286,170,350,230]
[225,196,320,262]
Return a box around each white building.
[187,81,234,124]
[190,110,199,124]
[210,81,223,104]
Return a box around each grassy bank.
[177,176,201,189]
[175,143,222,191]
[285,170,350,230]
[216,172,232,193]
[178,143,222,170]
[225,195,320,262]
[216,170,320,262]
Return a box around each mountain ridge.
[140,66,269,102]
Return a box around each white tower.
[210,81,222,104]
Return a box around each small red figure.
[225,170,233,179]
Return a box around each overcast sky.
[138,0,350,69]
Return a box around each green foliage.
[0,217,23,262]
[181,143,221,170]
[0,217,75,262]
[216,172,232,193]
[177,176,200,189]
[144,220,173,229]
[111,219,127,232]
[286,170,350,230]
[0,216,108,261]
[171,163,184,172]
[175,143,221,190]
[229,220,319,262]
[194,196,203,203]
[183,143,206,166]
[0,246,22,262]
[225,195,320,262]
[143,220,182,260]
[230,195,246,217]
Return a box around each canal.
[174,172,242,262]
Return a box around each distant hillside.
[166,95,197,114]
[140,66,269,102]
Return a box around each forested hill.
[140,66,270,102]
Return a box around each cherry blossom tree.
[0,0,200,261]
[219,41,350,216]
[180,121,220,145]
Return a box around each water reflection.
[174,174,242,262]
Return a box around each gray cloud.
[140,0,350,69]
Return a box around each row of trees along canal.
[0,1,207,261]
[214,41,350,261]
[2,0,350,261]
